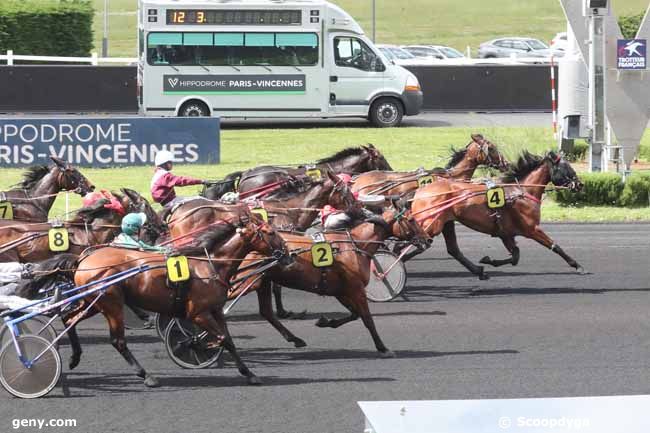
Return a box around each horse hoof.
[290,310,308,320]
[248,376,263,386]
[379,350,396,359]
[576,266,587,275]
[315,317,330,328]
[293,339,307,348]
[479,256,491,265]
[276,311,291,319]
[144,375,160,388]
[478,267,490,280]
[68,355,80,370]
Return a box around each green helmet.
[121,213,147,236]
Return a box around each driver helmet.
[154,150,175,167]
[336,173,352,184]
[121,213,147,236]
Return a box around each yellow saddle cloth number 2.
[486,187,506,209]
[167,256,191,282]
[311,242,334,268]
[48,228,70,252]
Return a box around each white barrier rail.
[0,51,137,66]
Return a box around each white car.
[376,44,429,66]
[551,32,568,53]
[402,45,468,63]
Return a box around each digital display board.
[166,9,302,26]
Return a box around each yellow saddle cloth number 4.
[167,256,191,282]
[486,187,506,209]
[48,228,69,252]
[311,242,334,268]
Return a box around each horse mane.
[12,165,51,189]
[445,147,468,169]
[263,177,313,200]
[500,151,545,183]
[316,147,366,164]
[174,223,236,256]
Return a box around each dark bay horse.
[1,157,95,222]
[0,189,164,263]
[63,217,288,387]
[351,134,509,198]
[230,208,429,356]
[411,151,585,275]
[202,144,392,200]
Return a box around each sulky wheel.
[164,319,223,370]
[0,335,61,399]
[154,313,172,340]
[1,316,58,349]
[365,251,407,302]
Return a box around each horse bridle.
[474,141,507,170]
[328,179,355,209]
[56,166,91,195]
[242,220,288,261]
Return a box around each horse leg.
[480,237,520,267]
[193,310,261,385]
[62,304,101,370]
[442,221,488,280]
[314,308,359,329]
[527,226,585,274]
[257,280,307,348]
[319,292,393,358]
[273,284,307,320]
[103,305,159,388]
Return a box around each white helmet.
[154,150,175,167]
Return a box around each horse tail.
[202,171,243,200]
[15,254,78,299]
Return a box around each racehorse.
[230,208,429,355]
[0,157,95,222]
[167,171,356,317]
[60,216,288,387]
[202,144,392,200]
[0,189,164,263]
[351,134,509,198]
[411,151,585,275]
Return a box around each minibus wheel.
[369,98,403,127]
[179,100,210,117]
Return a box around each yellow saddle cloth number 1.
[486,187,506,209]
[48,228,69,252]
[167,256,191,282]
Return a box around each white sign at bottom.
[359,395,650,433]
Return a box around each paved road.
[1,224,649,433]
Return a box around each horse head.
[468,134,510,172]
[119,188,168,243]
[50,156,95,196]
[362,144,393,171]
[547,151,583,192]
[238,214,289,263]
[324,170,356,210]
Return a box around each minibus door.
[328,35,385,116]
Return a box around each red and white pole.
[550,56,558,140]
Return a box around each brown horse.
[167,171,356,317]
[351,134,509,198]
[63,216,288,387]
[0,189,164,263]
[230,208,429,355]
[1,157,95,222]
[411,151,585,275]
[202,144,392,200]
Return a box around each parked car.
[402,45,467,62]
[376,44,426,66]
[478,37,562,59]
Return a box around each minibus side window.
[334,37,383,72]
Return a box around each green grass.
[93,0,650,57]
[2,126,649,222]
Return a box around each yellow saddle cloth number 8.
[167,256,191,282]
[486,187,506,209]
[311,242,334,268]
[48,228,69,252]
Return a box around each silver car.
[478,37,561,58]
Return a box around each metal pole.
[371,0,376,42]
[588,13,605,172]
[102,0,109,58]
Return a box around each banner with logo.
[0,117,220,167]
[617,39,646,70]
[163,74,306,94]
